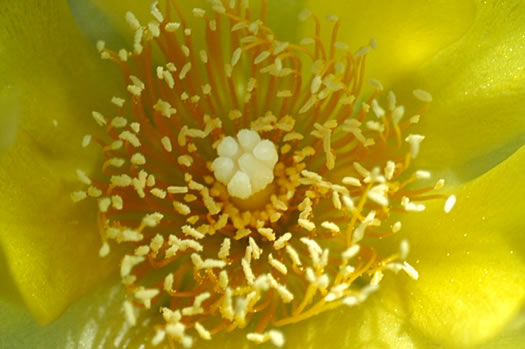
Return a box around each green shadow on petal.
[397,144,525,347]
[0,0,122,324]
[68,0,127,49]
[0,244,24,306]
[453,133,525,183]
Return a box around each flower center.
[212,128,278,200]
[71,1,455,347]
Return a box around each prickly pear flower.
[1,0,525,349]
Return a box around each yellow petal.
[407,0,525,173]
[306,0,476,87]
[399,145,525,347]
[0,0,120,323]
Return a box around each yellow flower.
[1,0,524,348]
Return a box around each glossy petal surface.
[399,145,525,347]
[0,0,120,323]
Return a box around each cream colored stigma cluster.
[70,0,457,348]
[212,129,278,199]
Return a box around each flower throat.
[72,0,455,347]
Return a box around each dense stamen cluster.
[72,0,454,347]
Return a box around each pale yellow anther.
[181,45,190,57]
[111,116,128,128]
[434,178,445,190]
[123,300,137,326]
[277,90,292,98]
[163,71,175,89]
[392,221,402,233]
[405,134,425,158]
[119,131,141,147]
[76,169,92,185]
[150,188,167,199]
[444,195,457,213]
[209,19,217,31]
[298,218,315,231]
[154,99,177,118]
[133,28,144,54]
[91,111,106,126]
[202,84,212,95]
[70,191,87,202]
[161,137,173,152]
[218,238,231,260]
[81,135,92,148]
[131,153,146,165]
[110,140,123,150]
[129,122,140,133]
[148,22,161,37]
[98,197,111,212]
[273,232,291,250]
[125,11,141,30]
[410,114,421,124]
[413,89,433,103]
[165,22,181,32]
[121,255,145,278]
[342,176,361,187]
[247,78,257,92]
[321,221,340,234]
[179,62,192,80]
[98,242,110,257]
[87,187,103,200]
[254,50,271,65]
[242,258,255,284]
[268,254,287,275]
[118,49,128,62]
[258,227,276,241]
[173,202,191,216]
[135,287,160,309]
[211,129,278,199]
[369,79,384,91]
